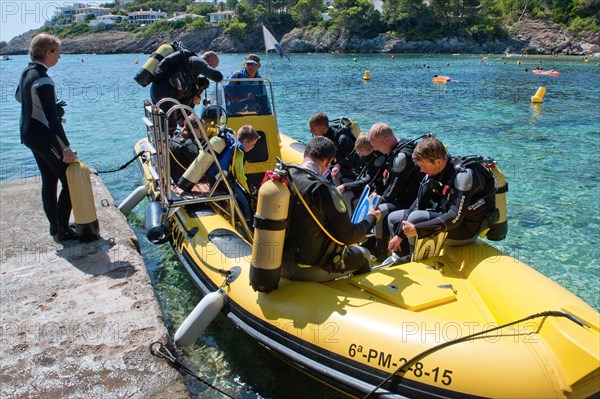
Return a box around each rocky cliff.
[1,19,598,56]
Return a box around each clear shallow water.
[1,53,598,398]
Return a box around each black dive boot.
[56,226,78,241]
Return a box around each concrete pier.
[0,174,189,399]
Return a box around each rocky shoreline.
[1,19,599,56]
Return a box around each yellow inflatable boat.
[127,80,599,398]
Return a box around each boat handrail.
[143,101,252,239]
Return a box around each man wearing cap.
[232,54,262,79]
[224,54,271,114]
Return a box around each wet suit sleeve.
[315,186,374,244]
[37,80,70,149]
[335,135,356,168]
[190,57,223,82]
[342,174,371,191]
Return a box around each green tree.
[329,0,384,37]
[189,2,217,15]
[226,0,239,11]
[383,0,438,39]
[125,0,193,13]
[428,0,490,36]
[291,0,323,26]
[224,18,248,39]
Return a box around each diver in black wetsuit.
[387,136,497,256]
[282,136,381,282]
[308,112,359,178]
[150,50,223,132]
[368,123,424,258]
[16,33,78,241]
[335,133,386,212]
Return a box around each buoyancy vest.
[381,139,423,207]
[419,156,497,228]
[155,49,201,98]
[285,169,346,267]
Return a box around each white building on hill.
[128,9,168,24]
[74,6,111,22]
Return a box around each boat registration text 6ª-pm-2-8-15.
[348,343,454,386]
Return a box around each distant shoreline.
[1,20,599,57]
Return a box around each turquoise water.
[1,53,598,398]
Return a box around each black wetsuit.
[150,52,223,121]
[324,127,358,179]
[168,134,199,180]
[16,61,72,232]
[379,139,423,208]
[284,165,375,269]
[393,158,496,240]
[373,140,424,245]
[340,151,386,196]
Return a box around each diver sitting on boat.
[335,133,386,213]
[169,106,223,182]
[221,125,260,218]
[169,116,201,180]
[368,123,424,260]
[282,136,381,282]
[309,112,360,183]
[387,136,498,259]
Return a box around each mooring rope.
[93,151,145,174]
[150,341,237,399]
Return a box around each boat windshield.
[210,78,274,117]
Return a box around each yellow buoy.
[531,86,546,103]
[362,70,370,80]
[135,58,139,64]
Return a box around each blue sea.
[1,52,599,398]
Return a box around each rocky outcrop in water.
[1,19,598,56]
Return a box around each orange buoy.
[362,70,370,80]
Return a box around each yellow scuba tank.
[134,43,176,87]
[66,162,100,242]
[177,136,226,191]
[486,164,508,241]
[250,171,291,293]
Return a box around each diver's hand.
[368,206,381,221]
[402,221,417,238]
[62,148,77,164]
[388,235,402,252]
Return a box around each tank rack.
[142,101,252,239]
